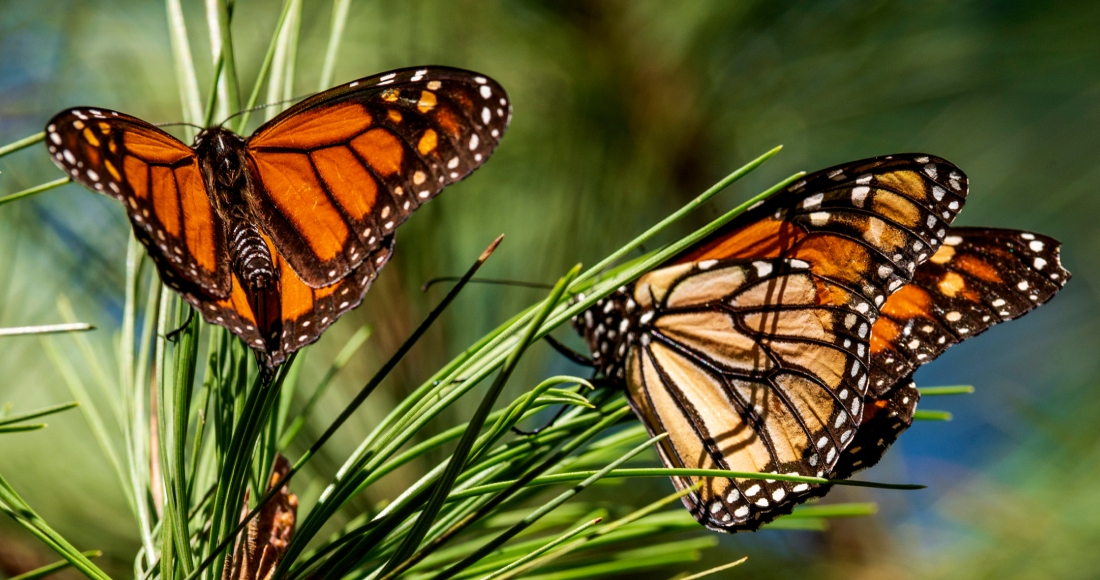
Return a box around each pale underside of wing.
[621,258,875,532]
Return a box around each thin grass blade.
[913,409,953,421]
[165,0,204,134]
[0,323,93,338]
[0,401,79,426]
[318,0,353,90]
[0,178,71,207]
[0,132,44,158]
[918,385,974,396]
[8,550,103,580]
[480,518,602,580]
[669,557,749,580]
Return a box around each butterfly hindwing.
[198,235,395,365]
[830,377,920,480]
[245,66,510,288]
[272,236,394,361]
[46,109,231,298]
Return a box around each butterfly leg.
[165,306,195,343]
[543,335,594,367]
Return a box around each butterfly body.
[47,66,510,367]
[190,127,276,292]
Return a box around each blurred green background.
[1,0,1098,577]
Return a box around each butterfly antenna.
[420,276,554,293]
[156,121,207,132]
[217,93,312,128]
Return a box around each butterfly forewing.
[245,66,510,288]
[868,227,1070,396]
[675,154,969,307]
[46,109,232,298]
[830,227,1069,481]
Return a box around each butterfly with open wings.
[46,66,510,368]
[572,154,1069,532]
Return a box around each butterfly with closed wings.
[45,66,510,368]
[573,154,1069,532]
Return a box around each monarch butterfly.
[573,154,1068,532]
[45,66,510,368]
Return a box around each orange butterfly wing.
[245,66,510,288]
[200,234,394,365]
[828,227,1070,480]
[47,67,510,368]
[46,109,231,299]
[868,227,1070,396]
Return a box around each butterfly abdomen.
[227,212,276,290]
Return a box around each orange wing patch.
[350,129,404,177]
[252,152,351,264]
[122,129,193,163]
[150,165,181,237]
[177,164,217,272]
[123,156,149,199]
[249,102,373,150]
[418,129,438,155]
[310,146,379,221]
